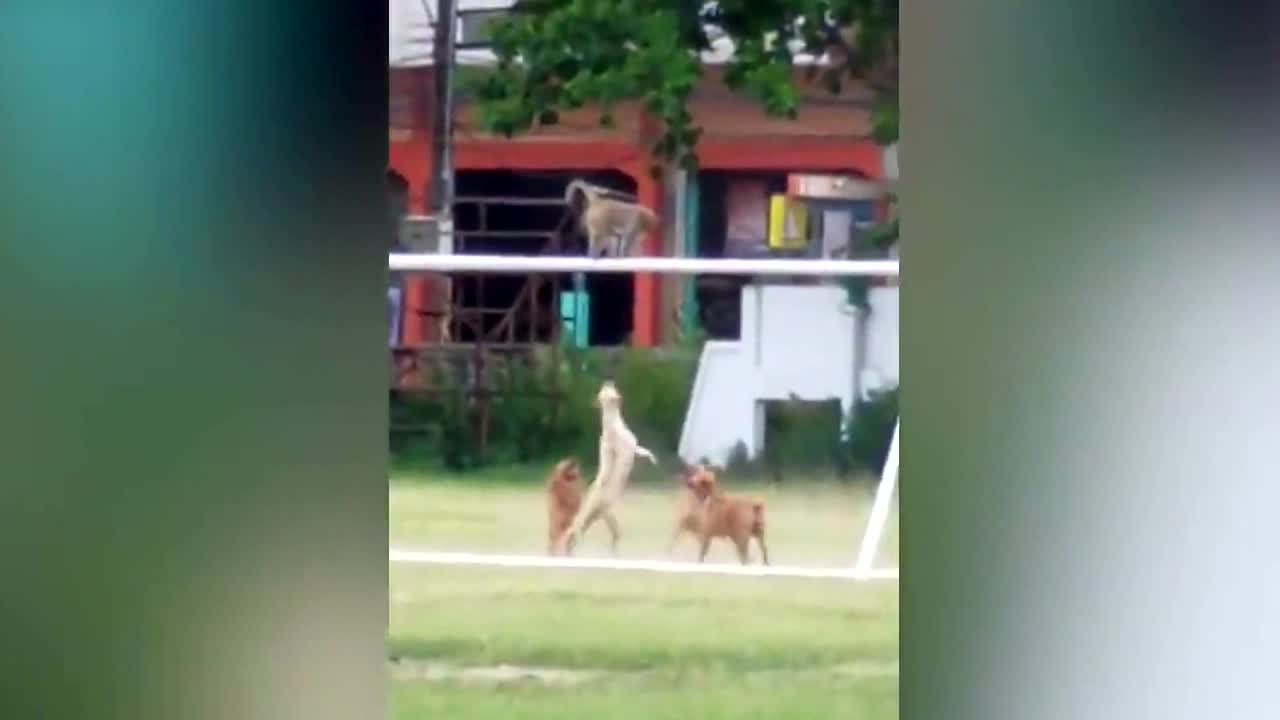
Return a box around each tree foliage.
[470,0,899,168]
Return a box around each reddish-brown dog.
[665,464,707,556]
[546,458,583,556]
[684,465,770,565]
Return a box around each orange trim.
[390,135,645,177]
[630,167,661,347]
[698,139,883,178]
[398,171,430,346]
[388,136,429,197]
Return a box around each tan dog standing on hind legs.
[557,381,657,555]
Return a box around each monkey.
[563,179,658,258]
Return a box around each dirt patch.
[389,658,899,685]
[826,660,900,678]
[390,660,604,686]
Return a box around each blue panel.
[681,172,700,336]
[559,290,590,349]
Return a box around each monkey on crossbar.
[563,179,658,258]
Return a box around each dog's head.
[552,457,581,484]
[594,381,621,410]
[683,465,719,500]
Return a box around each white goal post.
[389,253,900,278]
[389,253,900,581]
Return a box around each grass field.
[389,467,899,719]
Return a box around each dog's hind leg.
[555,527,576,556]
[556,509,590,556]
[564,503,608,553]
[561,462,608,553]
[602,510,621,556]
[608,452,636,496]
[697,533,713,563]
[751,502,768,565]
[733,537,750,565]
[755,534,770,566]
[578,504,604,540]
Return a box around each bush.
[390,344,898,482]
[841,386,899,474]
[390,344,699,475]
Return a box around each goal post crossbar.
[387,251,900,581]
[389,252,899,277]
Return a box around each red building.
[388,65,885,348]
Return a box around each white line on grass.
[390,549,899,581]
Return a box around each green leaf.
[470,0,898,182]
[871,95,899,144]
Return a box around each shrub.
[389,343,699,475]
[841,386,899,474]
[390,346,898,482]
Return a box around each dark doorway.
[453,170,636,346]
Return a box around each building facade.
[388,0,888,349]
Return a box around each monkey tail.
[563,179,584,205]
[639,205,658,230]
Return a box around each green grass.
[391,465,898,565]
[389,468,899,719]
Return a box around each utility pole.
[428,0,457,250]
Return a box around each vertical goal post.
[389,253,900,581]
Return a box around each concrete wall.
[743,284,857,411]
[861,287,899,396]
[679,283,899,466]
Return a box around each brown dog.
[546,458,583,556]
[666,464,708,556]
[684,465,770,565]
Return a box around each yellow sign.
[768,194,808,249]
